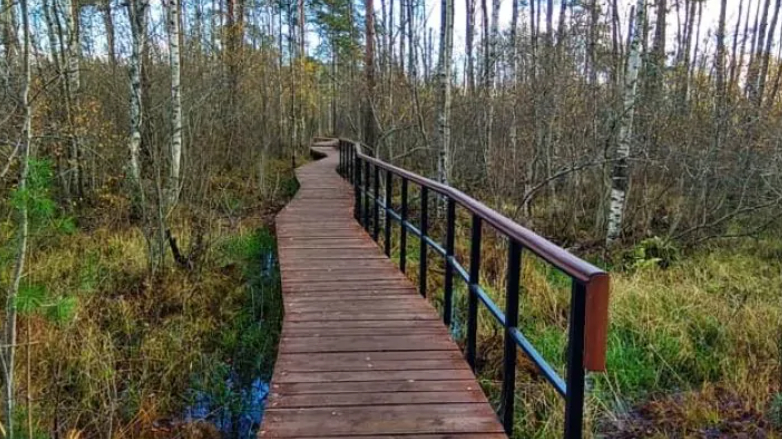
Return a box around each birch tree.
[434,0,453,185]
[465,0,475,93]
[606,0,645,245]
[2,0,32,435]
[127,0,148,194]
[364,0,377,147]
[50,0,83,199]
[166,0,183,212]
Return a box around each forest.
[0,0,780,437]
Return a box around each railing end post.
[584,273,611,372]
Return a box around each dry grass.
[385,219,780,438]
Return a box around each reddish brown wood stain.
[259,143,506,438]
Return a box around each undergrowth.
[0,158,299,438]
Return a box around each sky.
[418,0,747,63]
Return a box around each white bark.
[127,0,148,189]
[435,0,454,185]
[167,0,183,212]
[606,0,645,245]
[63,0,80,91]
[2,0,31,434]
[62,0,82,195]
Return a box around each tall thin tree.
[364,0,378,147]
[166,0,183,212]
[435,0,453,185]
[606,0,645,245]
[2,0,32,435]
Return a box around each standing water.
[184,377,270,437]
[183,229,281,438]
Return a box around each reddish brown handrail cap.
[584,274,610,372]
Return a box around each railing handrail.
[356,146,604,283]
[341,138,609,368]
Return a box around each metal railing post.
[419,186,429,298]
[349,144,354,181]
[466,215,482,369]
[363,160,370,230]
[384,170,392,256]
[354,155,361,221]
[373,163,380,241]
[339,144,344,175]
[564,281,587,439]
[501,241,522,434]
[443,198,456,326]
[400,178,408,273]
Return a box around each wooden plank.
[260,404,505,437]
[282,312,440,322]
[275,355,468,372]
[292,435,507,439]
[272,369,478,384]
[281,320,445,331]
[271,379,483,395]
[281,280,413,292]
[278,334,457,353]
[268,390,488,408]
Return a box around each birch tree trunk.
[465,0,475,94]
[2,0,31,435]
[364,0,378,147]
[606,0,645,245]
[63,0,83,198]
[127,0,148,192]
[435,0,453,185]
[167,0,183,212]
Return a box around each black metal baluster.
[564,281,587,439]
[384,170,392,256]
[349,145,354,181]
[466,215,482,369]
[373,164,380,241]
[502,240,522,434]
[363,160,370,230]
[400,179,408,273]
[354,156,361,221]
[443,198,456,326]
[419,186,429,298]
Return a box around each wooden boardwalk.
[259,142,507,438]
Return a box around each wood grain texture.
[259,144,506,438]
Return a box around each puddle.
[184,377,270,438]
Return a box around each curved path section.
[260,142,506,438]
